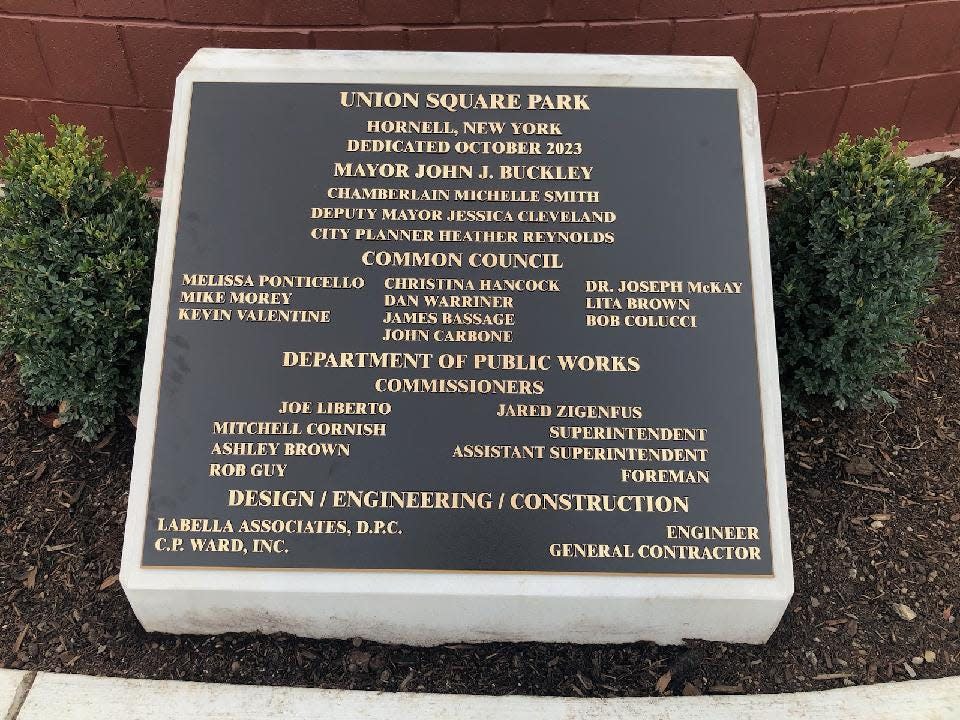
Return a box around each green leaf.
[0,116,158,440]
[769,127,949,415]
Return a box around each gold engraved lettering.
[226,489,315,507]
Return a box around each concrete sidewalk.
[2,669,959,719]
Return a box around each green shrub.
[0,117,158,439]
[770,128,949,412]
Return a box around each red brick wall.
[2,0,959,177]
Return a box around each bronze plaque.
[141,82,773,575]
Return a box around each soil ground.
[1,160,959,697]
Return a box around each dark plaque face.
[141,81,773,575]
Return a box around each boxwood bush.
[770,128,949,413]
[0,117,158,439]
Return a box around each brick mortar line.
[949,102,960,137]
[3,67,959,112]
[895,78,921,136]
[26,22,54,93]
[0,6,944,32]
[665,19,677,54]
[115,22,142,112]
[825,84,852,146]
[878,3,907,78]
[814,8,838,77]
[2,0,959,27]
[0,95,172,110]
[742,12,761,70]
[107,106,130,168]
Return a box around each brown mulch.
[1,159,959,698]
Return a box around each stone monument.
[121,48,793,644]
